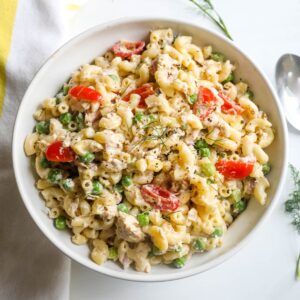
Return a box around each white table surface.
[68,1,300,299]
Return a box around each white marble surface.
[68,1,300,299]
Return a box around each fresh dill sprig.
[204,128,226,144]
[297,254,300,280]
[189,0,233,40]
[140,127,169,147]
[285,164,300,234]
[133,118,169,149]
[285,163,300,281]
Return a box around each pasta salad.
[24,28,274,272]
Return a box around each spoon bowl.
[276,53,300,131]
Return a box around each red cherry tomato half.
[123,83,155,108]
[216,159,255,179]
[193,86,217,120]
[219,93,244,115]
[112,41,145,59]
[45,141,76,162]
[69,86,101,102]
[141,184,180,212]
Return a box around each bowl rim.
[12,16,289,282]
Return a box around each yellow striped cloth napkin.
[0,1,71,299]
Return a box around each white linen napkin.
[0,1,71,299]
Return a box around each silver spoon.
[276,54,300,131]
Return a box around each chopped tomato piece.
[219,93,244,115]
[141,184,180,212]
[45,141,75,162]
[123,83,155,108]
[69,86,101,102]
[216,159,255,179]
[199,86,216,103]
[112,41,145,59]
[193,86,217,120]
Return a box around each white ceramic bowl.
[13,17,288,282]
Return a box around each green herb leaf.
[134,118,170,149]
[296,252,300,280]
[285,164,300,234]
[296,254,300,280]
[189,0,233,40]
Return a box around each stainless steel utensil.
[276,54,300,131]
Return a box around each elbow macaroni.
[24,28,274,273]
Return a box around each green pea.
[114,183,124,194]
[61,178,74,192]
[79,152,95,164]
[210,52,225,62]
[35,121,50,134]
[262,162,271,176]
[201,162,216,177]
[40,157,51,169]
[134,112,144,123]
[54,216,66,230]
[200,148,210,157]
[137,212,150,226]
[59,112,72,125]
[192,238,206,252]
[173,256,187,269]
[230,189,242,202]
[63,85,70,96]
[108,247,118,261]
[91,181,103,195]
[233,200,247,214]
[188,94,197,105]
[212,227,223,237]
[48,169,63,184]
[108,74,119,82]
[222,73,234,84]
[245,88,254,100]
[194,139,208,151]
[122,175,133,187]
[117,203,129,213]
